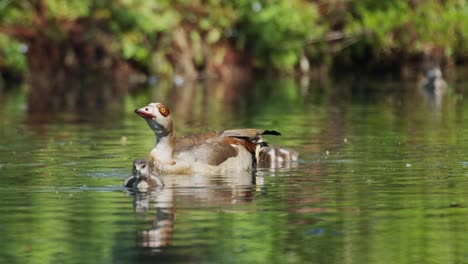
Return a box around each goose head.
[130,159,165,189]
[132,159,148,180]
[135,103,173,137]
[124,159,149,188]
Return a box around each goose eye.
[157,104,170,117]
[142,164,146,169]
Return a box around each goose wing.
[176,137,257,166]
[176,129,281,149]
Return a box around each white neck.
[150,132,175,163]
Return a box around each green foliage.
[0,1,33,25]
[413,0,468,56]
[46,0,91,18]
[106,1,179,71]
[0,0,467,77]
[346,0,468,59]
[236,1,325,71]
[0,34,27,74]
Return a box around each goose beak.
[135,108,155,119]
[132,168,139,178]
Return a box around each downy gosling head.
[124,159,165,191]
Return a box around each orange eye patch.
[157,104,170,117]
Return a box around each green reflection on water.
[1,76,468,263]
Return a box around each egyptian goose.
[124,159,165,190]
[421,67,447,93]
[135,102,298,174]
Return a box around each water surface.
[1,76,468,263]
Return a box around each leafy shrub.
[0,0,467,77]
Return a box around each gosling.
[124,159,165,191]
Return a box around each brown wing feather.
[199,139,239,166]
[224,137,257,154]
[202,138,257,166]
[177,138,236,166]
[176,131,223,148]
[176,129,280,149]
[173,128,279,166]
[175,137,257,166]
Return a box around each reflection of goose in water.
[133,188,174,249]
[124,159,165,192]
[419,66,448,110]
[129,171,256,251]
[134,102,298,175]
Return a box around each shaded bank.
[1,1,467,77]
[0,1,467,111]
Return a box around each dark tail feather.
[263,130,281,136]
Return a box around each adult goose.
[135,102,297,174]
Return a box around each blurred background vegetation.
[0,0,467,86]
